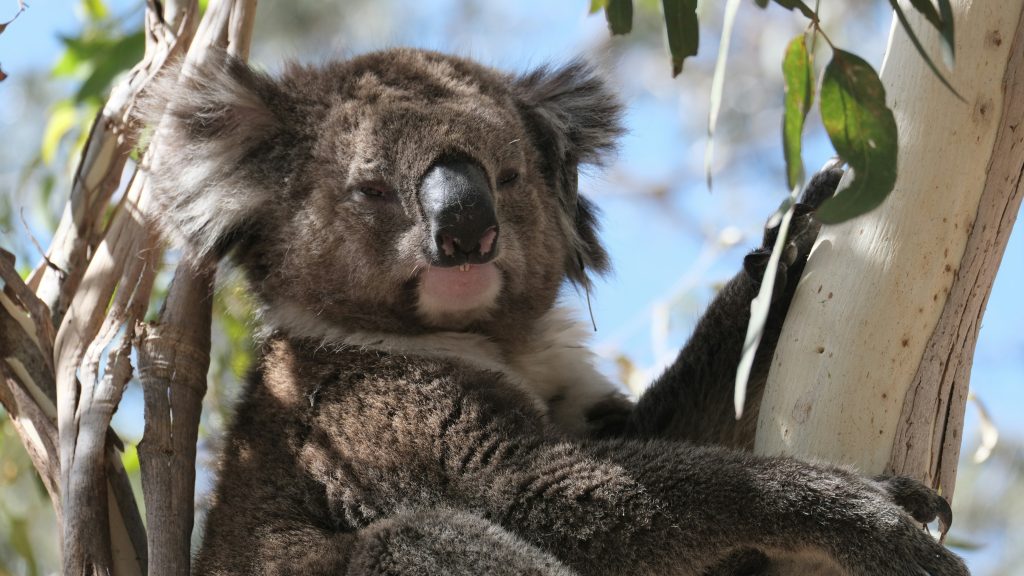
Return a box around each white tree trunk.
[755,0,1024,499]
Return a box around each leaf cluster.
[595,0,959,222]
[592,0,963,414]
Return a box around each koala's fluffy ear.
[137,52,283,258]
[514,61,623,287]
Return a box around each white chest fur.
[264,305,625,434]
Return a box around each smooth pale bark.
[755,0,1024,499]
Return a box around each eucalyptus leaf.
[662,0,699,77]
[816,50,897,223]
[782,34,813,191]
[605,0,633,35]
[937,0,955,68]
[54,34,119,79]
[734,191,799,417]
[908,0,942,30]
[73,30,145,103]
[82,0,109,19]
[41,101,79,165]
[888,0,963,101]
[704,0,741,190]
[908,0,955,68]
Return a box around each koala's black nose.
[420,160,499,267]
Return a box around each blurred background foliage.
[0,0,1021,574]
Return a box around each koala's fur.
[141,48,968,575]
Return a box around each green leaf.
[782,34,813,190]
[888,0,963,101]
[41,101,79,165]
[937,0,955,67]
[121,443,140,474]
[81,0,109,19]
[53,37,98,78]
[735,190,800,417]
[9,517,39,576]
[605,0,633,35]
[704,0,741,190]
[907,0,955,68]
[753,0,769,7]
[817,50,898,223]
[590,0,609,14]
[53,34,118,79]
[662,0,699,76]
[908,0,942,29]
[74,30,144,103]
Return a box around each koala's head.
[142,48,622,339]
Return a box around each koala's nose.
[420,160,499,267]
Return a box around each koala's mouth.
[416,262,502,319]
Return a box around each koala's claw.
[843,475,968,576]
[743,248,791,303]
[801,164,844,209]
[874,475,954,534]
[742,166,844,292]
[742,204,817,298]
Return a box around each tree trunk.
[755,0,1024,502]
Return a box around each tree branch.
[134,1,258,574]
[889,7,1024,496]
[755,0,1024,503]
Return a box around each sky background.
[1,0,1022,573]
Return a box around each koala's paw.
[742,165,843,300]
[873,475,954,532]
[871,517,968,576]
[843,476,967,576]
[742,203,813,299]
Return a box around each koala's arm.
[454,424,965,576]
[201,347,964,576]
[579,440,965,576]
[620,168,843,447]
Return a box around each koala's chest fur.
[258,306,624,438]
[226,312,623,532]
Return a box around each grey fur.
[140,49,967,575]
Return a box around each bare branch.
[28,0,201,327]
[134,1,259,574]
[27,0,205,572]
[0,249,61,515]
[137,262,214,576]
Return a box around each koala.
[140,48,967,576]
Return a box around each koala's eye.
[352,182,392,202]
[497,169,520,188]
